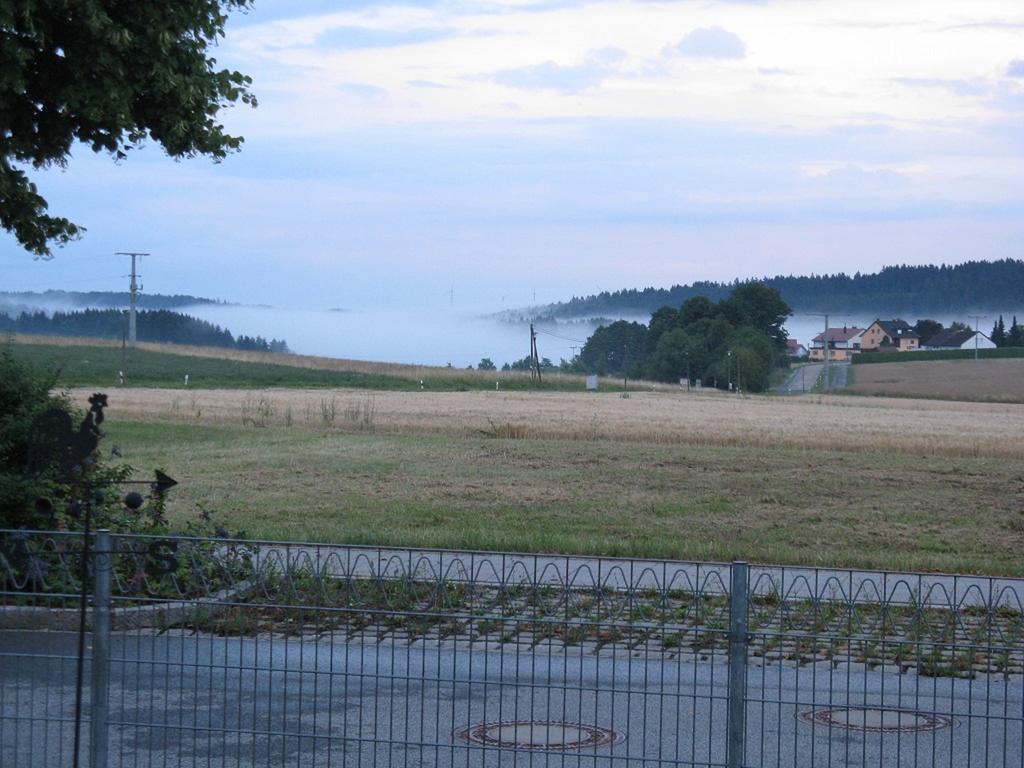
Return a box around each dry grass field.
[77,386,1024,459]
[86,386,1024,575]
[848,358,1024,403]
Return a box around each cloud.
[407,79,450,89]
[1008,60,1024,78]
[758,66,794,76]
[668,26,747,59]
[939,20,1024,32]
[487,47,627,93]
[315,25,460,50]
[336,82,386,98]
[991,82,1024,113]
[891,78,989,97]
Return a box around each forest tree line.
[0,290,220,310]
[544,259,1024,318]
[0,309,289,353]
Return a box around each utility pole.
[821,313,829,390]
[120,310,128,384]
[116,251,148,348]
[529,323,541,385]
[622,343,628,392]
[804,312,844,392]
[969,314,986,361]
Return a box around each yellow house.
[861,320,920,351]
[809,327,865,361]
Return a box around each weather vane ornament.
[26,393,108,480]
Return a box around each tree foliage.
[913,318,944,345]
[1,0,255,256]
[579,284,792,392]
[0,347,134,528]
[577,320,648,376]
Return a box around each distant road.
[779,363,819,393]
[778,362,848,394]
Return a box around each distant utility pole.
[821,313,829,390]
[622,343,628,392]
[120,310,128,383]
[969,314,986,361]
[116,251,148,348]
[449,286,454,307]
[805,312,846,391]
[529,323,541,385]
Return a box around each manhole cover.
[800,708,954,733]
[454,720,622,750]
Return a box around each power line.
[534,328,586,344]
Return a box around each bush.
[1,345,136,530]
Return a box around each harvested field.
[68,386,1024,574]
[848,358,1024,403]
[75,386,1024,459]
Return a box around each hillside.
[539,259,1024,318]
[2,336,616,392]
[0,307,287,352]
[0,290,222,312]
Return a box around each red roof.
[812,327,865,343]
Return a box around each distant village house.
[808,327,864,361]
[923,328,996,351]
[786,339,808,358]
[860,319,920,352]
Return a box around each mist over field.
[179,303,601,368]
[4,292,1021,367]
[143,304,1024,367]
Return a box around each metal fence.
[1,529,1022,767]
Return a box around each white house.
[922,328,997,351]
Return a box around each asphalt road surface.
[779,362,849,394]
[2,629,1020,768]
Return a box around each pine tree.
[1009,316,1023,347]
[992,315,1006,347]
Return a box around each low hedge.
[851,347,1024,364]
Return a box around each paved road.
[778,362,849,394]
[779,363,822,394]
[1,630,1020,768]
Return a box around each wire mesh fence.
[1,529,1022,767]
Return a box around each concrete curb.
[0,581,251,631]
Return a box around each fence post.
[89,530,112,768]
[727,561,749,768]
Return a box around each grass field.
[4,335,621,392]
[89,386,1024,576]
[846,358,1024,403]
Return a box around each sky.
[2,0,1024,312]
